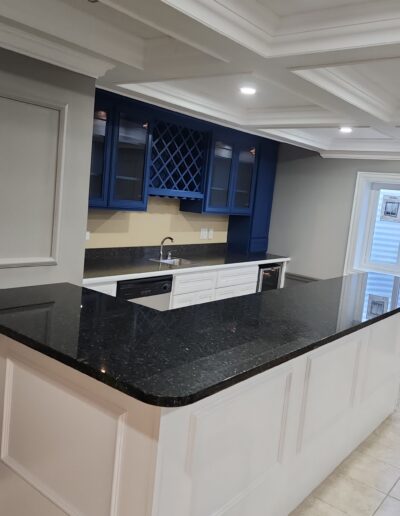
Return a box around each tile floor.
[291,411,400,516]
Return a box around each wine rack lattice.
[149,120,207,198]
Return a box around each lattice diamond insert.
[150,120,207,194]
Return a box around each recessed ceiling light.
[340,126,353,134]
[240,86,256,95]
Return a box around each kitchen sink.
[149,257,192,266]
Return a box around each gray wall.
[268,144,400,279]
[0,49,95,288]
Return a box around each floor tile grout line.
[291,412,400,515]
[372,493,388,515]
[311,493,347,515]
[340,469,400,497]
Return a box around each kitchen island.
[0,272,399,515]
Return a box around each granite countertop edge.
[1,297,399,408]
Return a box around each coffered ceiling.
[2,0,400,158]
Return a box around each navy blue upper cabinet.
[231,144,257,214]
[89,96,113,208]
[89,91,151,210]
[148,117,209,199]
[207,140,234,213]
[181,129,258,216]
[108,104,150,210]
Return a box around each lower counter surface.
[0,271,399,406]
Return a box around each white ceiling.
[3,0,400,158]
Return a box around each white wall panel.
[0,48,94,287]
[0,96,61,266]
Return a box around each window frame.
[344,172,400,275]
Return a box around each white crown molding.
[117,81,348,130]
[292,67,395,122]
[110,81,400,160]
[242,106,353,128]
[117,82,243,124]
[0,21,114,78]
[160,0,273,57]
[158,0,400,59]
[320,150,400,160]
[98,0,232,63]
[259,128,330,150]
[0,0,144,69]
[277,1,400,35]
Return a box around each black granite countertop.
[84,243,288,279]
[0,271,398,407]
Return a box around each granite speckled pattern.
[0,272,398,407]
[84,243,287,279]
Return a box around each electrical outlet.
[200,228,208,240]
[86,231,91,241]
[208,228,214,239]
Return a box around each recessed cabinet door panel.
[188,369,291,516]
[298,336,360,450]
[208,141,233,211]
[363,315,400,399]
[2,359,125,516]
[110,113,149,209]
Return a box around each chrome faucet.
[160,236,174,260]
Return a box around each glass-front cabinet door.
[89,103,112,208]
[108,107,150,210]
[207,140,234,213]
[231,144,257,214]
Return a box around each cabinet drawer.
[216,266,258,288]
[171,289,215,309]
[173,271,217,295]
[215,282,257,301]
[234,283,257,297]
[84,282,117,297]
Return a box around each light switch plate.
[208,228,214,239]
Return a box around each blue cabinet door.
[204,130,258,215]
[205,138,234,214]
[229,141,258,216]
[108,105,151,211]
[88,97,113,208]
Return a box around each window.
[345,172,400,275]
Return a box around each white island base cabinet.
[0,315,400,516]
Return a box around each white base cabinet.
[1,314,399,516]
[83,262,267,309]
[170,265,258,309]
